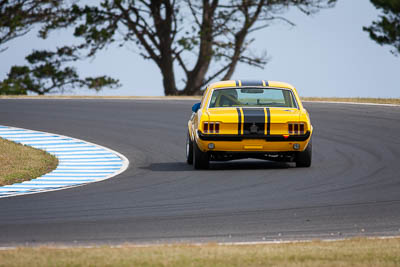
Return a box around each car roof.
[208,80,295,90]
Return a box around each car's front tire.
[186,131,193,165]
[194,140,209,169]
[295,140,312,167]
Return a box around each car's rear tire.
[194,140,209,169]
[295,140,312,168]
[186,131,193,165]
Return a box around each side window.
[209,93,218,108]
[200,88,208,108]
[282,90,298,108]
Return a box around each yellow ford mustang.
[186,80,313,169]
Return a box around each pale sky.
[1,0,399,97]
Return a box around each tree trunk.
[180,0,218,95]
[161,58,178,95]
[149,1,179,96]
[222,30,246,80]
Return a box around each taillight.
[203,122,208,133]
[299,124,304,134]
[209,123,214,133]
[215,123,220,133]
[288,123,305,135]
[203,122,220,133]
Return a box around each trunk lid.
[206,107,301,135]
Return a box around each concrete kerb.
[0,125,129,199]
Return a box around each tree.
[364,0,400,56]
[0,0,60,53]
[38,0,336,96]
[0,46,120,95]
[0,1,120,95]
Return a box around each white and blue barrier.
[0,125,129,198]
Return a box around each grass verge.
[1,95,400,105]
[0,95,202,99]
[0,238,399,266]
[301,97,400,105]
[0,137,58,186]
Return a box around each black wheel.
[186,131,193,165]
[295,140,312,168]
[194,140,209,169]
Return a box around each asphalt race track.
[0,100,399,245]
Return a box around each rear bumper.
[198,130,310,142]
[195,130,311,153]
[208,150,296,162]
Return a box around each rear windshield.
[208,88,297,108]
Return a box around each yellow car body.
[187,80,313,169]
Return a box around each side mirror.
[192,102,201,113]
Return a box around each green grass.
[0,238,399,266]
[0,95,201,99]
[0,137,58,186]
[301,97,400,105]
[1,95,399,105]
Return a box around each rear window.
[208,88,297,108]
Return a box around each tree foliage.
[38,0,337,95]
[0,47,120,95]
[0,1,120,95]
[0,0,60,53]
[1,0,337,95]
[364,0,400,56]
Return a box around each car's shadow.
[140,162,193,172]
[141,160,292,172]
[210,160,292,170]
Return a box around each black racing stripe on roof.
[240,80,264,87]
